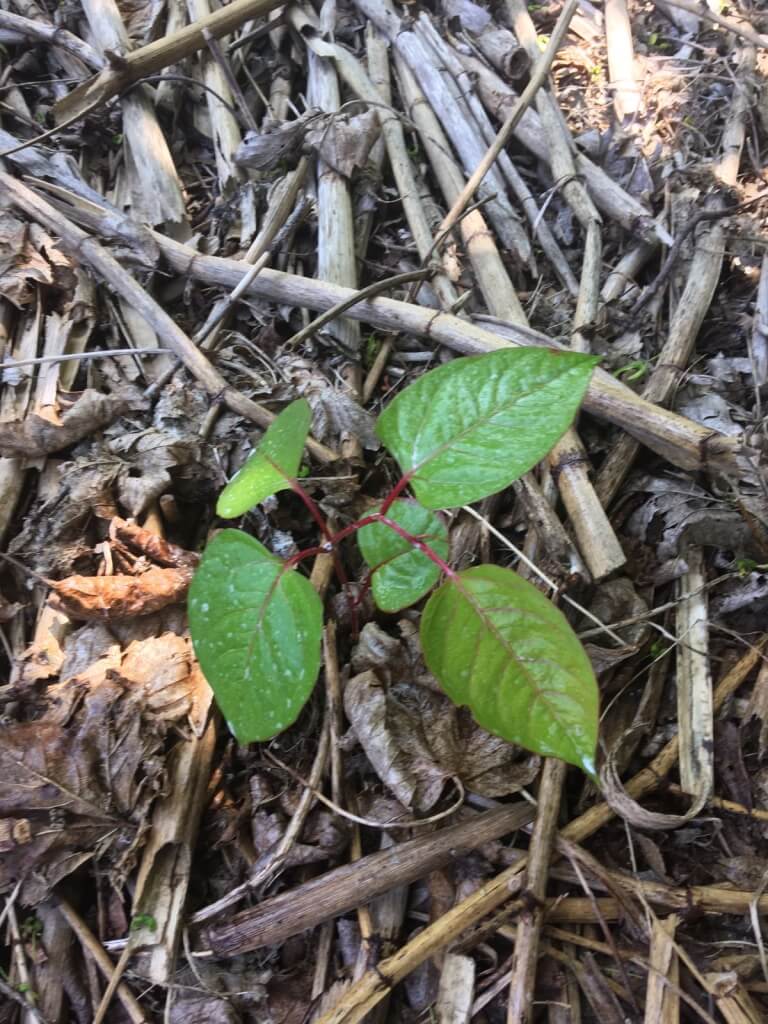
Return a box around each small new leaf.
[420,565,598,773]
[357,499,449,612]
[188,530,322,743]
[217,398,311,518]
[376,349,598,509]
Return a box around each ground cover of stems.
[1,0,768,1021]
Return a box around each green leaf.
[376,349,598,509]
[217,398,312,518]
[188,530,322,743]
[357,499,449,612]
[420,565,598,773]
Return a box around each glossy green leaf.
[357,499,449,612]
[188,530,322,743]
[217,398,312,518]
[376,349,599,509]
[420,565,598,773]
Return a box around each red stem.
[329,513,457,580]
[379,471,414,515]
[286,478,455,601]
[289,478,351,593]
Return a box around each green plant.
[189,348,601,775]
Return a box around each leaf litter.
[1,0,768,1020]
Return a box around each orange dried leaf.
[50,566,193,620]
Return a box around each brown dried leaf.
[49,566,193,620]
[9,458,118,577]
[0,213,73,307]
[306,110,380,178]
[600,747,707,831]
[169,997,241,1024]
[743,660,768,758]
[235,112,323,171]
[250,775,347,866]
[344,671,448,813]
[119,632,198,722]
[0,388,144,458]
[344,665,538,811]
[0,678,163,902]
[110,517,199,568]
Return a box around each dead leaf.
[743,659,768,758]
[0,678,163,902]
[306,109,380,178]
[169,997,241,1024]
[625,474,758,561]
[235,111,323,171]
[0,387,145,458]
[250,774,347,867]
[119,633,197,722]
[9,458,118,577]
[49,566,193,620]
[344,670,448,813]
[283,358,378,449]
[344,665,538,811]
[110,517,199,568]
[0,212,73,307]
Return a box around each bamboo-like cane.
[76,0,187,225]
[52,0,286,124]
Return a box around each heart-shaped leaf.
[357,499,449,612]
[376,349,598,509]
[188,530,322,743]
[217,398,312,518]
[420,565,598,773]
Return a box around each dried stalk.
[433,0,576,253]
[196,157,309,349]
[676,546,713,802]
[0,10,103,69]
[352,0,533,267]
[655,0,768,49]
[402,19,619,579]
[504,0,623,579]
[595,39,756,505]
[155,0,187,114]
[77,0,186,225]
[188,0,250,232]
[356,22,389,261]
[750,252,768,388]
[455,51,670,244]
[55,899,146,1024]
[312,641,764,1024]
[446,2,529,81]
[307,2,361,373]
[393,55,524,321]
[644,915,680,1023]
[289,8,462,312]
[53,0,286,124]
[0,172,337,462]
[0,300,29,541]
[204,803,534,955]
[152,231,755,478]
[436,954,475,1024]
[506,759,567,1024]
[604,0,640,120]
[124,686,217,984]
[601,237,656,304]
[413,15,535,272]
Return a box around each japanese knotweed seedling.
[188,348,601,775]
